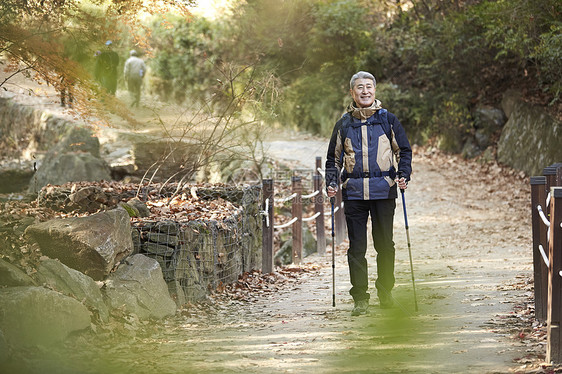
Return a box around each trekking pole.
[330,183,337,307]
[400,185,418,312]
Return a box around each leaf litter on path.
[1,138,553,373]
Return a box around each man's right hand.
[327,184,338,198]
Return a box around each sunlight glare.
[191,0,236,20]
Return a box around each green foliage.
[306,0,371,72]
[6,0,560,151]
[272,0,374,135]
[148,14,216,103]
[473,0,562,99]
[120,202,139,217]
[3,0,545,154]
[376,83,429,144]
[279,74,347,136]
[225,0,315,70]
[431,94,472,153]
[532,24,562,101]
[377,83,471,151]
[364,0,561,149]
[0,0,192,126]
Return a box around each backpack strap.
[339,109,392,144]
[379,109,392,143]
[338,112,352,145]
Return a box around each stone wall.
[0,97,72,160]
[0,98,110,193]
[130,185,262,304]
[38,182,263,305]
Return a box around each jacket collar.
[347,99,382,121]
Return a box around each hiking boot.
[351,299,369,316]
[379,292,394,309]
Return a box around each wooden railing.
[530,162,562,363]
[261,157,346,273]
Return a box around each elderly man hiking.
[124,49,146,107]
[325,71,412,316]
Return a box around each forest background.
[0,0,560,157]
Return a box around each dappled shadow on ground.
[4,146,557,374]
[1,68,559,373]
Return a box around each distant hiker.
[94,40,119,95]
[59,75,73,108]
[123,49,146,107]
[325,71,412,316]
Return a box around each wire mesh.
[36,181,262,305]
[131,213,254,304]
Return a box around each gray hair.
[350,71,376,89]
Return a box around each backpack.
[337,109,397,180]
[339,109,393,145]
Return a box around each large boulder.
[0,329,7,363]
[0,286,91,347]
[498,91,562,175]
[0,258,36,287]
[30,125,111,192]
[33,258,110,323]
[22,111,80,159]
[103,254,177,320]
[130,138,199,181]
[25,208,134,280]
[30,153,111,193]
[0,98,43,159]
[0,168,34,193]
[472,105,506,150]
[462,105,506,159]
[501,89,520,119]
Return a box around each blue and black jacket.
[325,108,412,200]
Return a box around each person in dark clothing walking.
[325,71,412,316]
[94,40,119,95]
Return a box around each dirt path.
[75,142,534,374]
[157,147,533,374]
[1,72,537,373]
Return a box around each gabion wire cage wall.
[37,181,263,305]
[131,200,260,304]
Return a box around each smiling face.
[350,78,376,108]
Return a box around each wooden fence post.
[544,164,561,193]
[315,157,322,175]
[313,174,326,255]
[531,176,548,323]
[292,176,303,264]
[547,187,562,363]
[262,179,274,274]
[315,157,327,255]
